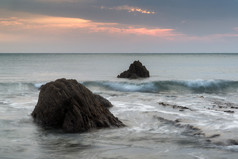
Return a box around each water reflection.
[33,126,93,158]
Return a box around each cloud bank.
[0,0,238,53]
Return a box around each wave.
[82,80,238,94]
[0,82,44,93]
[1,80,238,94]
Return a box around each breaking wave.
[1,80,238,94]
[82,80,238,94]
[0,82,44,93]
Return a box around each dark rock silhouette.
[117,60,150,79]
[159,102,193,111]
[31,78,124,133]
[94,94,113,108]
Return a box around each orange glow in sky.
[0,15,180,42]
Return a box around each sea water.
[1,53,238,159]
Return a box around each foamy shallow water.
[1,53,238,159]
[1,81,238,159]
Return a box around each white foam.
[181,79,219,88]
[224,145,238,151]
[103,82,155,92]
[34,83,45,89]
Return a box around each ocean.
[1,53,238,159]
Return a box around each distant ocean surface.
[1,53,238,159]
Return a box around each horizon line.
[1,52,238,54]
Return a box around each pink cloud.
[0,17,24,26]
[93,26,182,40]
[1,15,238,44]
[101,5,156,15]
[0,15,180,40]
[121,27,180,37]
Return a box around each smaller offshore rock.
[117,60,150,79]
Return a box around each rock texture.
[94,94,113,108]
[31,78,124,133]
[117,60,150,79]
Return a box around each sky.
[1,0,238,53]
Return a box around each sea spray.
[82,80,238,94]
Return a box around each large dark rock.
[117,60,150,79]
[31,78,124,133]
[94,94,113,108]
